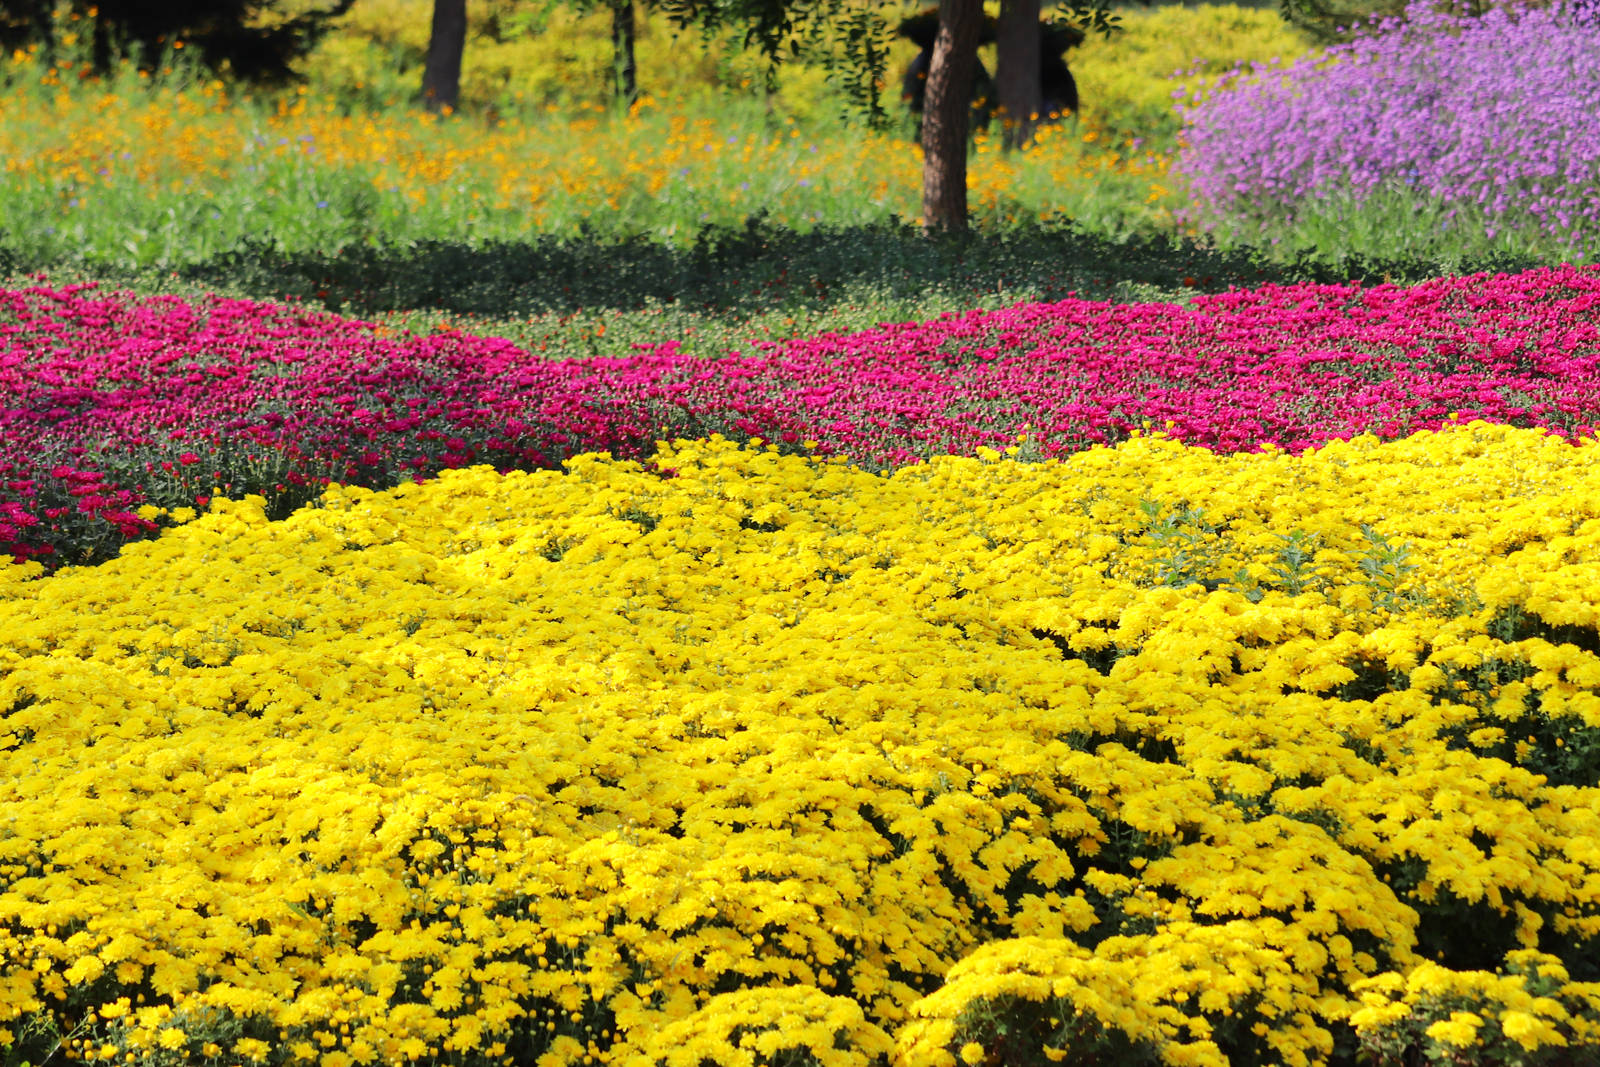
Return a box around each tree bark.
[611,0,638,108]
[422,0,467,114]
[995,0,1042,150]
[920,0,983,233]
[91,7,113,76]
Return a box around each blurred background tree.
[422,0,466,109]
[291,0,1298,132]
[555,0,658,108]
[361,0,1123,229]
[423,0,651,113]
[0,0,354,79]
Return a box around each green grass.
[7,218,1551,362]
[1195,182,1597,271]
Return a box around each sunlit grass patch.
[0,61,1171,273]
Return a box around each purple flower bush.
[1174,1,1600,255]
[4,264,1600,569]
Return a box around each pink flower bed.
[4,266,1600,568]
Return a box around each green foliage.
[7,210,1552,383]
[1129,503,1436,615]
[1205,182,1595,278]
[1278,0,1408,41]
[1137,498,1228,590]
[1356,522,1421,613]
[0,0,355,81]
[808,4,896,126]
[305,0,828,116]
[1071,3,1314,141]
[1267,529,1325,597]
[1,1009,88,1067]
[296,0,1310,137]
[0,220,1267,371]
[1278,0,1559,42]
[43,220,1343,358]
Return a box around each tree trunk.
[611,0,638,108]
[421,0,467,114]
[995,0,1042,150]
[29,0,55,51]
[920,0,983,233]
[91,7,114,76]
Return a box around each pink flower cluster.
[4,266,1600,567]
[618,264,1600,464]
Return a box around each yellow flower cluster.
[1350,950,1600,1061]
[621,985,892,1067]
[2,423,1599,1066]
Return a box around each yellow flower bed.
[2,424,1599,1066]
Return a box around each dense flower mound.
[1174,2,1600,255]
[3,427,1600,1067]
[4,264,1600,569]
